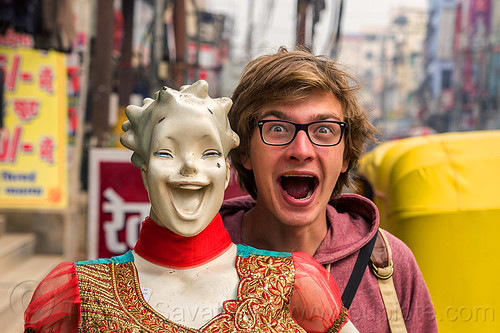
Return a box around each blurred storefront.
[421,0,500,132]
[0,0,92,260]
[0,0,234,260]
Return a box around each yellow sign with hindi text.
[0,47,68,208]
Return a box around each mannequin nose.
[180,155,198,176]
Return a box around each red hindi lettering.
[39,136,55,164]
[13,99,40,121]
[39,66,54,93]
[0,126,22,163]
[7,54,20,92]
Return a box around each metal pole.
[296,0,307,47]
[118,0,134,107]
[245,0,255,60]
[89,0,114,146]
[173,0,186,87]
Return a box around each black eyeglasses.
[257,119,348,147]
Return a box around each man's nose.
[286,129,314,162]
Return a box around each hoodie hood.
[314,193,379,265]
[220,193,379,264]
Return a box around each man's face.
[243,91,349,227]
[142,111,229,236]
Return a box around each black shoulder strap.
[341,229,378,309]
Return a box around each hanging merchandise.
[0,0,40,36]
[0,0,77,53]
[34,0,77,53]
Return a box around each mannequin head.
[120,80,239,236]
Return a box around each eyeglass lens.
[260,121,344,146]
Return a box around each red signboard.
[88,148,149,259]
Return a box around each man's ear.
[241,152,252,170]
[140,163,149,193]
[224,161,231,189]
[341,158,350,173]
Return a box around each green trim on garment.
[76,246,291,265]
[236,244,291,258]
[76,250,134,265]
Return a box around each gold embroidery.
[326,306,349,333]
[113,262,194,332]
[76,263,135,331]
[76,254,306,332]
[201,254,305,333]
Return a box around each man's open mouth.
[280,175,318,200]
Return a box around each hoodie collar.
[313,193,379,264]
[221,193,379,264]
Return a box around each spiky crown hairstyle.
[120,80,240,168]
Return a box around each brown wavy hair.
[228,47,378,199]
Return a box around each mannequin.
[24,80,358,332]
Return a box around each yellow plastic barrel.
[357,130,500,332]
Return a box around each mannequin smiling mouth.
[168,182,209,220]
[280,175,318,200]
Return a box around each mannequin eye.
[202,150,221,158]
[154,150,173,159]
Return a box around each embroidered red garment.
[134,213,233,268]
[24,262,80,332]
[24,252,348,332]
[24,214,349,332]
[292,252,348,332]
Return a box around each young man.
[221,47,438,332]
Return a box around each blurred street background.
[1,0,499,331]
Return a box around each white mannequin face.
[142,110,230,236]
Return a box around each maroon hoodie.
[220,193,438,332]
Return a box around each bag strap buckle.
[371,258,394,280]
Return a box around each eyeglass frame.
[257,119,348,147]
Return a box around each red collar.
[134,213,232,269]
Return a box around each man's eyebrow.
[259,110,287,119]
[314,114,343,121]
[260,110,343,121]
